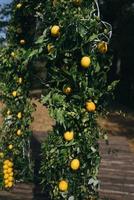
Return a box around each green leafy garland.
[32,0,117,199]
[0,1,35,189]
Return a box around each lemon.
[17,112,22,119]
[86,101,96,112]
[18,77,22,84]
[7,110,11,115]
[81,56,91,68]
[7,168,13,174]
[3,164,8,170]
[70,159,80,170]
[64,131,74,141]
[20,39,26,45]
[12,91,17,97]
[17,129,22,136]
[63,87,72,95]
[59,180,68,192]
[0,152,4,158]
[16,3,22,9]
[7,182,13,188]
[4,179,9,184]
[9,172,13,177]
[51,25,60,37]
[4,160,10,165]
[3,169,8,174]
[8,177,14,182]
[97,41,108,54]
[8,144,13,150]
[11,52,16,58]
[7,161,13,168]
[47,43,54,52]
[4,174,9,179]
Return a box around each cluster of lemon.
[50,24,107,113]
[49,6,108,191]
[58,130,80,192]
[3,160,14,188]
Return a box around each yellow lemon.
[64,131,74,141]
[47,43,54,52]
[20,39,26,45]
[7,161,13,168]
[3,164,8,170]
[4,174,9,179]
[4,160,10,165]
[51,25,60,37]
[7,110,11,115]
[8,177,14,182]
[12,91,17,97]
[73,0,82,6]
[7,182,13,188]
[86,101,96,112]
[11,52,16,58]
[97,41,108,54]
[59,180,68,192]
[0,152,4,158]
[70,159,80,170]
[3,169,8,174]
[8,145,13,150]
[16,3,22,9]
[7,168,13,174]
[9,172,13,177]
[63,86,72,95]
[18,77,22,84]
[17,112,22,119]
[17,129,22,136]
[81,56,91,68]
[4,179,9,185]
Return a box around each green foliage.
[0,1,36,189]
[34,0,117,199]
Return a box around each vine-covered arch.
[0,0,116,199]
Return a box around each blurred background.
[0,0,134,109]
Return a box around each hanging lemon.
[7,161,13,168]
[70,159,80,170]
[16,3,22,9]
[97,41,108,54]
[81,56,91,68]
[47,43,54,53]
[12,91,17,97]
[11,52,16,58]
[63,86,72,95]
[18,77,22,84]
[20,39,26,45]
[86,101,96,112]
[51,25,60,37]
[58,180,68,192]
[8,145,13,150]
[7,110,11,115]
[64,131,74,141]
[17,129,22,136]
[17,112,22,119]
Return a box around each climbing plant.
[0,0,117,199]
[0,1,36,189]
[33,0,117,199]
